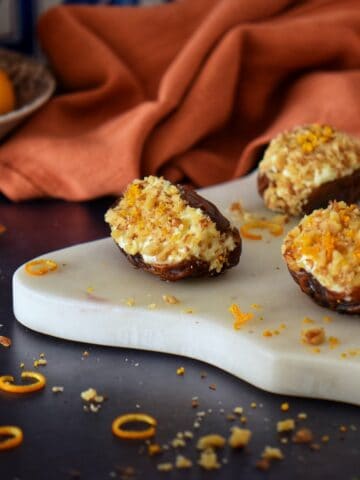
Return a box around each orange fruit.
[0,69,16,115]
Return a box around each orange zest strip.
[112,413,157,440]
[25,259,58,276]
[228,304,254,330]
[0,224,6,235]
[240,219,284,240]
[0,426,23,451]
[0,371,46,394]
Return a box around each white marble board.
[13,172,360,405]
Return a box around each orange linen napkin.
[0,0,359,201]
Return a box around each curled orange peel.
[112,413,157,440]
[0,426,23,451]
[0,371,46,394]
[240,219,284,240]
[25,259,58,276]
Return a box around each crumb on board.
[125,297,135,307]
[157,463,173,472]
[176,367,185,376]
[281,402,290,412]
[52,386,64,393]
[233,406,244,415]
[175,455,193,469]
[162,294,180,305]
[277,419,295,433]
[197,434,226,450]
[302,327,326,346]
[228,427,252,448]
[292,428,314,444]
[262,446,284,461]
[198,448,221,470]
[33,358,47,367]
[297,412,308,420]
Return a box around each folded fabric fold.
[0,0,359,201]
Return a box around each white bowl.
[0,48,55,140]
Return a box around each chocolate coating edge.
[287,267,360,315]
[257,169,360,215]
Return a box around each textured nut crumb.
[52,386,64,393]
[0,336,12,348]
[148,444,162,456]
[297,412,308,420]
[262,446,284,460]
[175,455,193,469]
[171,438,186,448]
[162,294,180,305]
[280,402,290,412]
[176,367,185,376]
[197,434,226,450]
[233,406,244,415]
[157,463,173,472]
[81,388,97,402]
[302,327,325,346]
[198,448,221,470]
[228,427,252,448]
[125,297,135,306]
[256,458,271,471]
[34,358,47,367]
[277,419,295,433]
[293,428,314,444]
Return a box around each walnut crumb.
[81,388,97,402]
[162,294,180,304]
[52,386,64,393]
[233,406,244,415]
[171,438,186,448]
[262,446,284,461]
[157,463,173,472]
[228,427,252,448]
[175,455,192,469]
[277,419,295,433]
[293,428,314,444]
[197,434,226,450]
[198,448,221,470]
[148,443,162,456]
[280,402,290,412]
[297,412,308,420]
[302,327,325,346]
[176,367,185,376]
[256,458,271,471]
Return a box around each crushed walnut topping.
[282,201,360,295]
[105,176,238,273]
[259,124,360,215]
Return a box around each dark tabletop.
[0,195,359,480]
